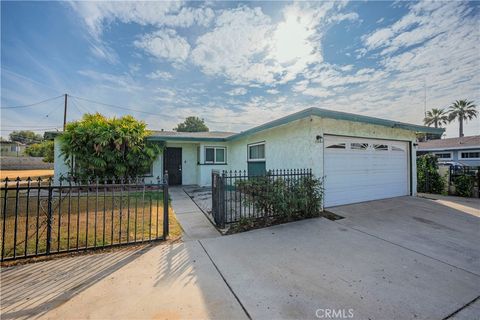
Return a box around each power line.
[1,95,64,109]
[70,97,91,114]
[70,95,260,126]
[70,95,175,118]
[1,125,59,128]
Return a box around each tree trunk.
[459,118,464,137]
[434,121,438,128]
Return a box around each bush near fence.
[449,167,479,198]
[417,154,446,194]
[212,169,324,232]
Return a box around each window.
[373,144,388,151]
[461,151,480,159]
[326,143,346,149]
[434,153,451,159]
[351,143,369,150]
[205,147,226,164]
[248,142,265,161]
[215,148,225,163]
[392,146,405,152]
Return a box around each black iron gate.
[1,176,169,262]
[211,169,315,228]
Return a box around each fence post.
[1,178,9,261]
[218,173,225,228]
[46,179,53,255]
[163,172,169,238]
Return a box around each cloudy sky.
[1,1,479,138]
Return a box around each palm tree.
[423,108,449,128]
[448,100,478,137]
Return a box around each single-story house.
[417,135,480,167]
[52,107,443,207]
[0,141,26,157]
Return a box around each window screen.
[249,143,265,160]
[215,148,225,163]
[205,148,215,162]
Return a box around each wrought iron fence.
[1,176,169,262]
[212,169,317,228]
[449,166,480,197]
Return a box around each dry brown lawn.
[0,170,54,180]
[1,189,181,260]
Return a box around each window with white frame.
[460,151,480,159]
[205,147,226,164]
[434,152,452,159]
[248,142,265,161]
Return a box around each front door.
[164,147,182,185]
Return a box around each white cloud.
[362,1,471,54]
[302,86,334,98]
[78,70,142,92]
[226,88,248,96]
[69,2,214,38]
[134,29,190,62]
[363,28,394,50]
[146,71,173,80]
[69,2,213,63]
[191,6,276,85]
[191,3,351,85]
[266,89,280,94]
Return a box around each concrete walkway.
[169,187,221,240]
[417,193,480,217]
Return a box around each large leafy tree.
[9,130,43,145]
[174,116,209,132]
[60,113,163,179]
[448,100,478,137]
[423,108,449,128]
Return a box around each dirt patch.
[321,210,345,221]
[0,169,54,180]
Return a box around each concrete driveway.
[201,196,480,319]
[2,195,479,320]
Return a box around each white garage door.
[324,135,409,207]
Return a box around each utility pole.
[424,79,427,141]
[63,93,68,131]
[424,79,427,118]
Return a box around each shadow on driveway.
[1,246,151,319]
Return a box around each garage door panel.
[324,135,409,207]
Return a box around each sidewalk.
[169,187,221,240]
[417,193,480,217]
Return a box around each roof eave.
[226,107,444,140]
[418,146,480,151]
[146,136,227,142]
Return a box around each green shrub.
[417,154,446,194]
[25,140,54,163]
[60,113,163,179]
[236,173,324,221]
[454,174,474,197]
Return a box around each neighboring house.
[418,135,480,167]
[0,141,26,156]
[51,107,442,207]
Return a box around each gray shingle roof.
[418,135,480,150]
